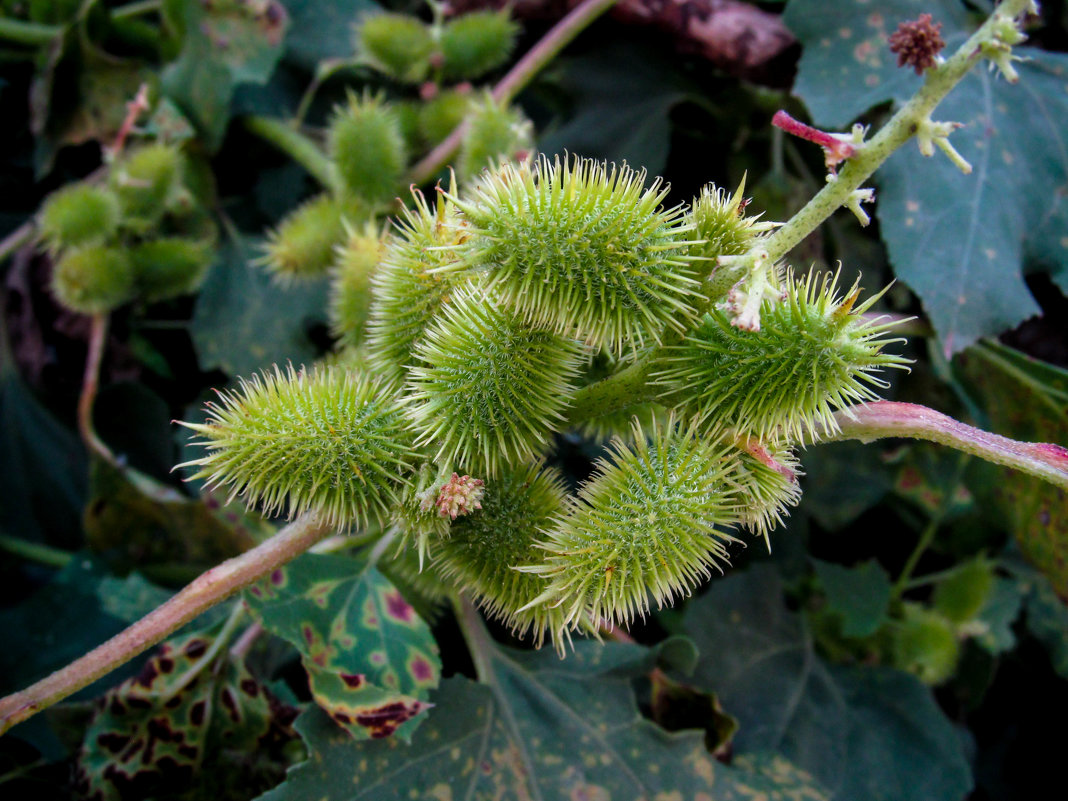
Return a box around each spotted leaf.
[258,625,828,800]
[243,553,440,741]
[75,628,298,801]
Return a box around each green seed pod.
[110,143,182,229]
[687,179,778,301]
[328,93,408,207]
[38,183,120,252]
[365,188,470,384]
[406,284,586,476]
[456,95,533,182]
[523,416,743,631]
[356,12,435,84]
[434,463,578,650]
[259,194,347,285]
[177,365,418,529]
[418,89,471,149]
[51,244,136,315]
[653,270,910,441]
[450,155,700,355]
[131,236,213,302]
[393,100,424,155]
[724,437,802,544]
[891,603,961,685]
[440,9,519,81]
[329,222,385,348]
[933,556,995,623]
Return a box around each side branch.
[823,401,1068,490]
[0,513,332,735]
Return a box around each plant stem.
[0,18,62,46]
[77,313,118,466]
[757,0,1032,264]
[823,400,1068,490]
[566,361,654,428]
[0,221,34,266]
[162,601,246,701]
[0,535,73,568]
[0,512,331,735]
[406,0,620,186]
[242,115,338,192]
[110,0,162,19]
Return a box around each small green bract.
[177,365,418,529]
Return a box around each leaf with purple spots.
[243,553,441,742]
[75,627,298,801]
[257,629,829,801]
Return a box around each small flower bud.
[888,13,945,75]
[38,184,120,253]
[439,9,519,81]
[51,244,136,315]
[328,93,408,207]
[356,13,435,84]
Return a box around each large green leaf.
[243,553,440,742]
[813,559,892,638]
[284,0,376,72]
[787,0,1068,354]
[162,0,289,148]
[956,342,1068,595]
[190,235,329,378]
[683,566,972,801]
[75,625,298,801]
[259,634,829,801]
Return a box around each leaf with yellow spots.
[257,634,828,800]
[787,0,1068,355]
[75,627,299,801]
[243,553,440,742]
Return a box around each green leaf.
[956,342,1068,595]
[802,441,893,530]
[787,0,1068,353]
[96,572,174,624]
[259,635,829,801]
[284,0,377,72]
[75,625,299,801]
[0,363,86,545]
[537,38,694,176]
[784,0,972,129]
[84,458,252,575]
[190,236,329,378]
[969,576,1024,656]
[813,558,892,637]
[162,0,288,148]
[1006,561,1068,679]
[683,566,973,801]
[243,553,440,742]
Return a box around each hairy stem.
[242,115,338,192]
[77,313,118,465]
[758,0,1033,264]
[0,513,331,735]
[823,401,1068,490]
[407,0,619,186]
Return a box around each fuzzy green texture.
[177,365,418,530]
[440,9,519,81]
[131,237,213,302]
[891,603,961,685]
[724,438,802,544]
[109,143,182,229]
[524,417,742,631]
[653,271,909,441]
[687,180,778,301]
[365,189,469,384]
[451,155,700,355]
[51,245,136,314]
[356,13,435,84]
[393,100,423,155]
[933,557,995,623]
[329,223,383,348]
[328,93,408,207]
[434,463,575,650]
[418,89,470,149]
[260,194,347,284]
[456,96,533,182]
[38,184,120,252]
[406,284,586,476]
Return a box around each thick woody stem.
[0,513,332,735]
